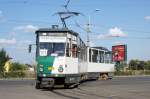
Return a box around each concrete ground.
[0,76,150,99]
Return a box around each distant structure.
[4,57,12,72]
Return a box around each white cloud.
[97,27,127,39]
[144,16,150,20]
[0,38,16,45]
[108,27,127,37]
[14,25,38,32]
[113,41,124,45]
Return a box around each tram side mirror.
[28,44,32,53]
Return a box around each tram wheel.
[35,82,41,89]
[100,74,108,80]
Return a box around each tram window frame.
[89,49,91,62]
[99,51,105,63]
[81,47,87,61]
[84,47,87,61]
[66,43,70,57]
[39,42,65,56]
[72,44,77,58]
[105,52,111,63]
[92,49,98,63]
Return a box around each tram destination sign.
[39,36,66,42]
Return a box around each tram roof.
[91,46,110,52]
[35,27,79,36]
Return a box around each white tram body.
[87,47,114,73]
[35,26,115,88]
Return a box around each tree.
[0,48,9,77]
[129,59,139,70]
[129,59,144,70]
[8,62,28,78]
[145,60,150,70]
[10,62,27,71]
[129,59,149,70]
[138,61,145,70]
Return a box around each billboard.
[112,45,127,62]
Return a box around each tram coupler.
[41,78,55,88]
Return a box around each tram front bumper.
[41,78,55,88]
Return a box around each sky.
[0,0,150,64]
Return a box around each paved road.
[0,76,150,99]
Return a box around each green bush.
[10,62,27,71]
[3,62,30,78]
[115,71,132,76]
[5,71,26,78]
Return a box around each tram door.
[65,34,79,74]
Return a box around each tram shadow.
[40,78,98,91]
[40,85,78,91]
[79,78,98,83]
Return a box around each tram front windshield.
[39,42,65,56]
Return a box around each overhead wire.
[0,0,150,39]
[1,19,150,34]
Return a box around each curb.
[0,78,35,80]
[115,75,150,78]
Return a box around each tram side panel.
[87,63,114,79]
[87,63,114,73]
[78,47,88,74]
[78,60,88,73]
[65,57,78,74]
[87,48,115,79]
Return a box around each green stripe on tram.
[37,56,55,74]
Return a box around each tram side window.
[84,47,87,61]
[99,51,104,63]
[72,44,77,58]
[92,50,98,63]
[66,43,70,57]
[105,52,111,63]
[78,39,87,61]
[81,47,87,61]
[89,49,91,62]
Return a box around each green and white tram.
[33,25,114,89]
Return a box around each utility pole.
[86,9,100,47]
[86,22,91,47]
